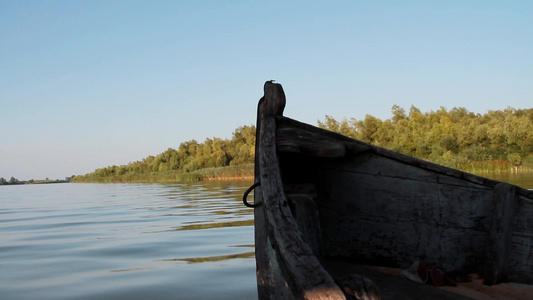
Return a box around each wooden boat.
[244,81,533,300]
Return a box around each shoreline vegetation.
[72,164,254,183]
[69,105,533,183]
[72,124,257,183]
[0,177,71,186]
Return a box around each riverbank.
[71,164,254,183]
[0,178,71,186]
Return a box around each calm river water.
[0,181,257,300]
[1,174,532,300]
[483,172,533,189]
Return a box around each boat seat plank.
[325,260,476,300]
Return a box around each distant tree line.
[72,125,256,182]
[0,177,23,185]
[318,106,533,171]
[0,177,71,185]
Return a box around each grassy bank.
[72,157,533,184]
[445,155,533,174]
[461,160,533,174]
[71,164,254,183]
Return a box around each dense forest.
[318,106,533,172]
[72,106,533,183]
[72,125,257,182]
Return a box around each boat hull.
[252,81,533,299]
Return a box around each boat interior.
[274,116,533,299]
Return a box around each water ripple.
[0,181,257,300]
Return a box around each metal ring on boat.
[243,181,260,208]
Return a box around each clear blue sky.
[1,1,532,180]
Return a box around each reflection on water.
[0,181,257,300]
[478,172,533,189]
[163,251,256,264]
[177,219,254,231]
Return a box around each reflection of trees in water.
[161,250,255,264]
[176,219,254,231]
[483,172,533,189]
[143,182,255,238]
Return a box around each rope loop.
[243,181,260,208]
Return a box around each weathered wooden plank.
[437,183,493,230]
[318,168,494,273]
[257,115,347,299]
[322,151,491,191]
[334,274,381,300]
[318,159,494,229]
[372,146,495,187]
[277,125,346,157]
[254,95,280,299]
[320,152,438,184]
[508,195,533,284]
[485,183,516,285]
[284,183,318,198]
[259,81,286,116]
[288,194,323,260]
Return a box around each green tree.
[358,115,382,143]
[229,125,256,165]
[508,153,522,167]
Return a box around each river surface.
[1,174,532,300]
[482,172,533,189]
[0,181,257,300]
